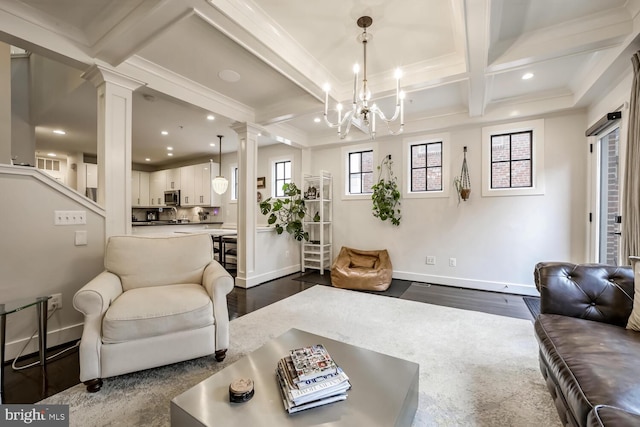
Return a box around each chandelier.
[212,135,228,195]
[323,16,405,140]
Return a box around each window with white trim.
[273,160,291,197]
[490,131,532,189]
[402,133,450,199]
[348,150,374,194]
[410,142,442,192]
[481,119,545,197]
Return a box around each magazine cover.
[289,344,338,381]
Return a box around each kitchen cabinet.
[149,170,166,206]
[179,162,221,206]
[199,161,221,207]
[132,170,150,207]
[166,168,181,190]
[180,165,196,206]
[301,171,332,275]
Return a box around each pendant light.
[212,135,228,195]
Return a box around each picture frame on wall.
[257,177,266,188]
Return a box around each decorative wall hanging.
[454,146,471,203]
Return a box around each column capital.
[231,122,264,138]
[82,63,145,91]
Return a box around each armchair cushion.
[105,235,213,291]
[102,283,214,344]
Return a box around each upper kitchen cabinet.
[166,168,180,190]
[132,170,150,207]
[149,170,166,206]
[180,165,196,206]
[180,162,221,207]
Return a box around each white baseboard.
[235,264,301,288]
[4,323,83,363]
[393,271,540,297]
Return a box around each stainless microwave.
[164,190,180,206]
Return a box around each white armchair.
[73,234,234,392]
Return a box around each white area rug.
[41,285,560,426]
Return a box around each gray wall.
[0,169,105,360]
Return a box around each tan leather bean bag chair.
[330,247,392,291]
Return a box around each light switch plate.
[75,230,88,246]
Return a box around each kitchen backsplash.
[132,206,221,223]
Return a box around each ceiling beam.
[464,0,490,117]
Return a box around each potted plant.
[454,176,471,202]
[454,146,471,203]
[371,155,402,226]
[259,182,309,241]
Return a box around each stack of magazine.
[275,344,351,414]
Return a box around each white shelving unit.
[301,171,332,275]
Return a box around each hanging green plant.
[371,155,402,226]
[259,182,309,241]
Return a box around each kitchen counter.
[132,221,223,227]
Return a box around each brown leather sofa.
[330,247,392,291]
[534,262,640,427]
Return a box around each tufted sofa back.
[534,262,634,327]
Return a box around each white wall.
[0,167,105,360]
[308,111,588,295]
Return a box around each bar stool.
[222,235,237,269]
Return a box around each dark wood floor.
[2,271,536,404]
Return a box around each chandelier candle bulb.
[323,16,404,140]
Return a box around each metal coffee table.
[171,328,419,426]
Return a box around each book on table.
[275,344,351,414]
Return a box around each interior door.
[594,126,622,265]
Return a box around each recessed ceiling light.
[210,143,215,147]
[47,153,56,157]
[53,129,66,135]
[510,110,519,117]
[207,115,215,121]
[314,117,321,123]
[522,72,534,80]
[167,147,173,151]
[167,153,173,157]
[145,158,151,162]
[161,131,169,135]
[218,69,241,83]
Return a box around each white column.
[232,122,260,288]
[0,42,10,164]
[82,65,143,238]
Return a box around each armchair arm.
[202,261,234,351]
[73,271,123,382]
[73,271,123,316]
[534,262,634,326]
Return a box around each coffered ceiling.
[2,0,639,166]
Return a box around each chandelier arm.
[373,104,402,123]
[324,108,355,129]
[383,119,405,136]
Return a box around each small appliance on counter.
[146,211,158,221]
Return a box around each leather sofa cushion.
[535,314,640,425]
[587,405,640,427]
[102,283,214,344]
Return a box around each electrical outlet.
[449,257,457,267]
[426,256,436,265]
[49,293,62,311]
